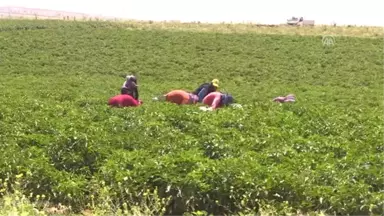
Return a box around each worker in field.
[202,91,235,110]
[192,79,220,102]
[156,89,199,105]
[108,94,142,107]
[121,75,139,100]
[272,94,296,103]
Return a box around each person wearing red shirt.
[202,92,235,110]
[108,94,142,107]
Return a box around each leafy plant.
[0,19,382,215]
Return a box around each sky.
[1,0,383,26]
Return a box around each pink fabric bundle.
[273,94,296,103]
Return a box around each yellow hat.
[211,79,219,87]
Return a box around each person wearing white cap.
[121,75,139,100]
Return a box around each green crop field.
[0,19,383,216]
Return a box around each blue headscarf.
[221,93,234,106]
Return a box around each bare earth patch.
[118,20,383,38]
[1,15,382,38]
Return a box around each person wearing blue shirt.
[192,79,219,102]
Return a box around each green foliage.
[0,19,383,215]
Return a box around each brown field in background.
[0,7,382,38]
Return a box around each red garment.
[108,94,141,107]
[202,92,222,109]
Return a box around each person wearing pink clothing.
[202,92,235,110]
[272,94,296,103]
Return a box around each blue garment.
[193,83,216,102]
[221,94,234,106]
[197,87,208,102]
